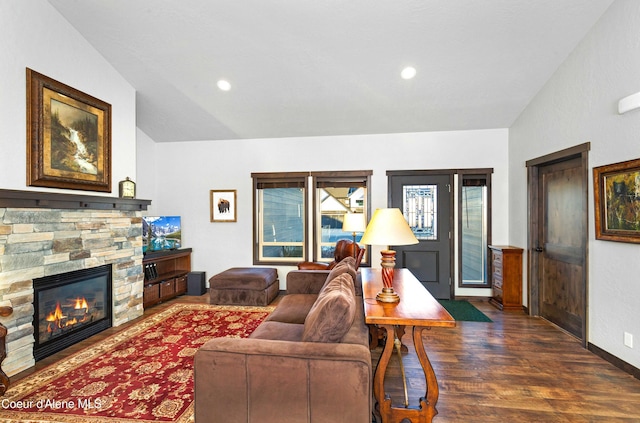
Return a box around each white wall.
[136,128,158,207]
[0,0,137,193]
[139,128,509,295]
[510,0,640,368]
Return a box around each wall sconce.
[618,91,640,114]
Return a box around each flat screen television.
[142,216,182,253]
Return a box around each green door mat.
[437,300,492,322]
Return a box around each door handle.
[535,247,544,252]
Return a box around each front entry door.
[388,172,453,299]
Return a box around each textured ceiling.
[49,0,614,142]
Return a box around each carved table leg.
[413,326,440,422]
[0,305,13,396]
[371,324,440,423]
[372,324,396,423]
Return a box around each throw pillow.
[322,256,357,294]
[302,273,356,343]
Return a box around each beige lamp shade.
[361,208,418,303]
[360,208,419,247]
[342,213,367,233]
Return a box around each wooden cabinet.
[488,245,523,311]
[143,248,191,308]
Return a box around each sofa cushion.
[249,321,304,342]
[302,273,356,343]
[323,256,357,294]
[266,294,318,324]
[340,297,369,347]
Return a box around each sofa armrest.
[195,338,372,423]
[286,269,329,294]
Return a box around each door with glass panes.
[388,171,453,299]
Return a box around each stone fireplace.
[0,189,150,377]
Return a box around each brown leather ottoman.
[209,267,279,306]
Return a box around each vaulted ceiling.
[49,0,614,142]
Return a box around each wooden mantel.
[0,188,151,211]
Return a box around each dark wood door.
[388,172,453,299]
[537,157,586,338]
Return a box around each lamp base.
[376,287,400,303]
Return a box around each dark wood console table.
[362,268,455,423]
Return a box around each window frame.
[310,170,372,265]
[252,172,309,265]
[252,170,371,266]
[457,169,493,288]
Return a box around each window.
[312,171,371,264]
[252,171,371,265]
[252,173,307,264]
[403,184,437,240]
[458,171,492,287]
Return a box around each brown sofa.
[194,256,372,422]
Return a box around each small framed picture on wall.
[210,190,237,222]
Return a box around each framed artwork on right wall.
[593,157,640,243]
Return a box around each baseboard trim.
[588,342,640,380]
[452,296,492,302]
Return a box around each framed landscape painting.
[210,190,237,222]
[593,157,640,243]
[26,68,112,192]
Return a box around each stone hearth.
[0,194,148,377]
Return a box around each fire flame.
[74,297,89,311]
[45,302,64,322]
[44,298,90,333]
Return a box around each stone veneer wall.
[0,207,144,376]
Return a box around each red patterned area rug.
[1,303,272,423]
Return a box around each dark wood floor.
[374,300,640,422]
[11,294,640,422]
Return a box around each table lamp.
[342,213,367,246]
[360,208,418,303]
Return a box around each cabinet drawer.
[493,274,503,289]
[175,276,187,295]
[493,264,503,277]
[144,283,160,304]
[160,280,175,299]
[493,286,503,302]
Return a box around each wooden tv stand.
[142,248,192,308]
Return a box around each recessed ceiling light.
[217,80,231,91]
[401,67,417,80]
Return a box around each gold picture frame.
[593,157,640,243]
[210,190,237,222]
[26,68,112,192]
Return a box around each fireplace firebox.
[33,264,112,361]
